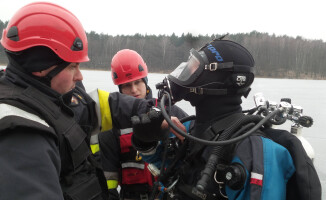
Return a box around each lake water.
[81,69,326,198]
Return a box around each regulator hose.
[160,93,282,146]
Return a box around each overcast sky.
[1,0,325,41]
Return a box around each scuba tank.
[148,91,316,199]
[250,93,314,160]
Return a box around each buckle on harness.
[190,87,204,95]
[214,171,228,199]
[140,193,148,200]
[136,151,142,161]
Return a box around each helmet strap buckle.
[205,63,218,71]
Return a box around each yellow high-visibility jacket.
[88,89,152,154]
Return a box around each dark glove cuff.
[131,134,158,153]
[108,188,119,200]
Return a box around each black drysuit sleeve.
[109,92,155,129]
[99,128,121,173]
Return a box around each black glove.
[131,107,168,143]
[108,188,119,200]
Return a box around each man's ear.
[31,65,57,77]
[32,71,43,77]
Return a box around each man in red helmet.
[0,2,106,200]
[99,49,189,200]
[0,3,188,200]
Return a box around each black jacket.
[0,65,155,200]
[0,68,69,200]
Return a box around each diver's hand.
[131,108,168,142]
[162,116,186,142]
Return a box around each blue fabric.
[260,137,295,200]
[225,157,250,200]
[226,136,295,200]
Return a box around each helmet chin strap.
[189,87,228,95]
[33,61,70,87]
[45,61,70,80]
[188,86,251,97]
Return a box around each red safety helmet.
[0,2,89,63]
[111,49,148,85]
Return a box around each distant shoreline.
[78,67,326,80]
[1,64,325,80]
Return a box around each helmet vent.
[7,26,19,41]
[138,64,144,72]
[113,72,118,79]
[126,73,132,79]
[71,37,83,51]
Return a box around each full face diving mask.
[157,46,254,103]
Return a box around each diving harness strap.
[164,113,264,200]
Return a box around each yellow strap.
[98,89,112,132]
[90,144,100,154]
[107,180,118,189]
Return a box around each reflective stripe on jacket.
[0,103,50,127]
[118,128,153,186]
[88,89,112,153]
[88,89,153,154]
[102,127,153,190]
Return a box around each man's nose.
[130,84,137,92]
[75,66,83,81]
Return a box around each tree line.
[1,19,325,79]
